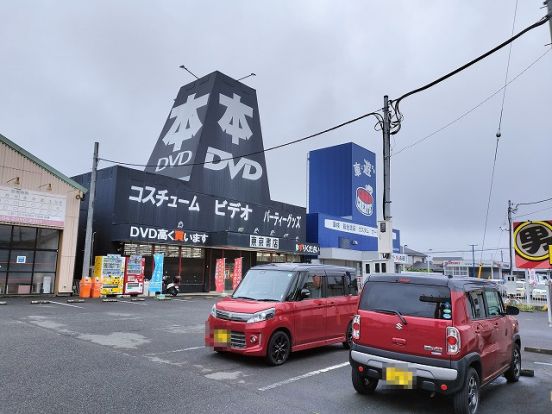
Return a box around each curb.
[102,299,119,303]
[524,346,552,355]
[30,300,51,305]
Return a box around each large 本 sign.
[145,71,271,205]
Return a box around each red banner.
[215,258,226,292]
[232,257,243,290]
[513,220,552,269]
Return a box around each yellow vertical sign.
[549,245,552,265]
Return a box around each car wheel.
[504,343,521,383]
[351,367,378,394]
[266,331,290,366]
[169,287,178,297]
[343,322,353,349]
[453,367,480,414]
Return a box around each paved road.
[0,297,550,413]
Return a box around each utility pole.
[81,142,99,279]
[469,244,477,278]
[383,95,391,223]
[507,200,515,277]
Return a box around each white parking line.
[116,300,146,305]
[258,362,350,391]
[534,362,552,367]
[170,298,192,302]
[145,346,205,356]
[48,300,84,309]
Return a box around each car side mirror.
[506,306,519,316]
[300,288,311,299]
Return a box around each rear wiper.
[372,308,408,325]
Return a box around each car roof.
[366,273,499,290]
[250,263,356,274]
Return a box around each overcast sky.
[1,1,551,262]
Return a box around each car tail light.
[446,327,460,355]
[352,314,361,340]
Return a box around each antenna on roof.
[178,65,199,80]
[237,73,256,81]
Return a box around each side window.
[345,272,359,296]
[484,290,504,317]
[468,291,486,319]
[302,272,323,299]
[326,273,345,297]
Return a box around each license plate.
[384,365,414,388]
[213,329,230,346]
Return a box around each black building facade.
[74,71,318,292]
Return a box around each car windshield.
[360,282,452,319]
[232,269,297,301]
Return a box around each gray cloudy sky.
[1,1,551,261]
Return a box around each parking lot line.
[115,300,146,305]
[534,362,552,367]
[145,346,205,356]
[48,300,84,309]
[170,298,192,302]
[257,362,350,392]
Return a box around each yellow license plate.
[214,329,230,346]
[385,366,414,388]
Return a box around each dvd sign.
[355,185,374,217]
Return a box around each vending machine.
[123,255,145,296]
[94,254,126,296]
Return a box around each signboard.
[148,253,164,294]
[392,253,408,264]
[324,219,378,238]
[215,258,225,292]
[232,257,243,290]
[295,242,320,255]
[351,144,377,227]
[513,220,552,269]
[250,235,279,250]
[145,71,271,205]
[0,186,66,228]
[114,167,305,241]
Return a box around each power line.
[99,110,383,168]
[513,205,552,219]
[424,247,510,254]
[516,196,552,206]
[101,15,550,170]
[480,0,519,264]
[391,14,550,121]
[392,48,551,157]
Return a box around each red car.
[205,263,359,365]
[350,274,520,414]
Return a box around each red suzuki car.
[205,263,359,365]
[350,274,520,414]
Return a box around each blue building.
[307,142,403,276]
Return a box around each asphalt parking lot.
[0,297,551,414]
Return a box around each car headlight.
[246,308,275,324]
[210,305,217,318]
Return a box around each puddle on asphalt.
[27,316,73,333]
[205,371,246,382]
[77,332,150,349]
